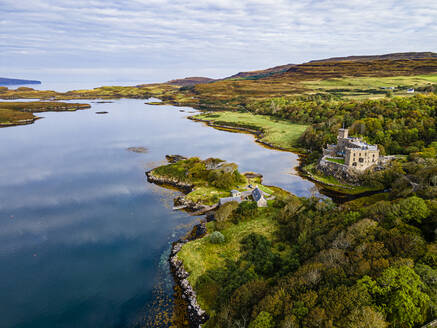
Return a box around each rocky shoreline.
[145,170,193,193]
[169,222,209,327]
[146,163,215,327]
[145,170,216,213]
[0,117,39,127]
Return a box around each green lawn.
[185,186,235,205]
[177,210,278,311]
[193,111,308,150]
[326,157,345,164]
[303,74,437,90]
[302,74,437,99]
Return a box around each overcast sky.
[1,0,436,83]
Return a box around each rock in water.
[127,147,148,154]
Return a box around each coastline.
[187,116,303,153]
[169,223,210,327]
[146,168,213,327]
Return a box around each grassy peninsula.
[147,156,286,209]
[0,101,91,126]
[191,111,308,151]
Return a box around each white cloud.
[1,0,436,82]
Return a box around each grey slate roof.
[252,187,263,202]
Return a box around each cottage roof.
[252,187,264,202]
[231,189,240,194]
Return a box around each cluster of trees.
[360,156,437,200]
[246,94,437,156]
[196,192,436,328]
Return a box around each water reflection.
[0,99,318,328]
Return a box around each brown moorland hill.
[279,58,437,80]
[183,57,437,109]
[309,51,437,62]
[223,63,296,80]
[166,77,215,86]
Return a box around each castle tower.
[338,128,348,140]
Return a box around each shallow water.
[0,99,318,328]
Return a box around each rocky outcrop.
[173,196,208,212]
[317,158,362,184]
[243,171,263,179]
[170,223,209,327]
[166,154,187,163]
[145,170,193,193]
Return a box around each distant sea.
[1,81,154,92]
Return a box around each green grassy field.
[326,157,345,164]
[193,111,308,150]
[302,74,437,99]
[177,210,278,312]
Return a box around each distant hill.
[165,64,297,86]
[223,63,296,80]
[166,77,214,86]
[166,52,437,87]
[0,77,41,85]
[309,52,437,63]
[279,57,437,80]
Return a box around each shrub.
[249,311,274,328]
[215,201,239,222]
[210,231,225,244]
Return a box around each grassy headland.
[191,111,308,151]
[0,101,91,127]
[148,156,282,208]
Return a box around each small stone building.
[252,187,267,207]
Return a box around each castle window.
[359,158,364,163]
[352,162,357,166]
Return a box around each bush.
[215,201,239,222]
[210,231,225,244]
[249,311,274,328]
[234,201,258,222]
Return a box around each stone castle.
[322,128,380,171]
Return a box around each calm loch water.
[0,99,318,328]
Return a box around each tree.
[249,311,274,328]
[396,196,430,224]
[215,201,239,222]
[359,265,430,328]
[345,306,388,328]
